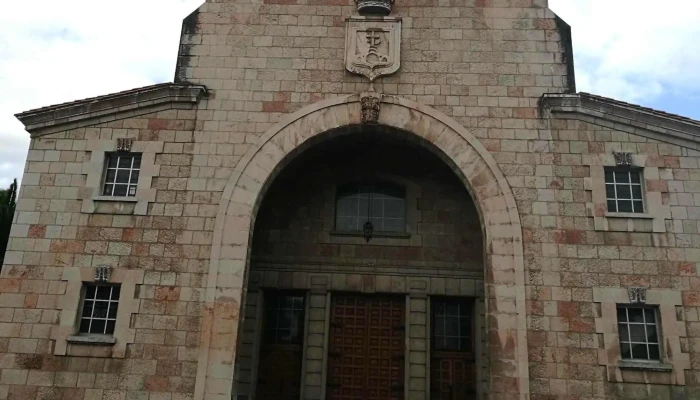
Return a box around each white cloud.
[0,0,202,188]
[0,1,698,189]
[550,0,700,103]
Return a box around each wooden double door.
[255,292,477,400]
[327,294,406,400]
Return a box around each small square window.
[617,305,661,361]
[102,153,141,197]
[605,168,644,213]
[79,284,121,335]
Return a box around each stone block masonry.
[4,0,700,400]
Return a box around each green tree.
[0,179,18,270]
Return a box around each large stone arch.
[194,95,529,400]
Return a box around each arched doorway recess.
[194,95,528,400]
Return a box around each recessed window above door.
[335,182,406,232]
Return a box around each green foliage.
[0,179,18,269]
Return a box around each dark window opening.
[335,182,406,232]
[617,305,661,361]
[79,283,121,335]
[430,297,476,399]
[264,292,305,345]
[432,298,472,352]
[256,291,306,400]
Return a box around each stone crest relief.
[360,92,381,124]
[345,17,401,81]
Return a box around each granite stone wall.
[3,0,700,399]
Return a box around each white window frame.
[604,167,645,213]
[82,139,162,215]
[101,152,142,197]
[616,305,661,362]
[584,154,670,232]
[594,287,689,384]
[78,283,122,336]
[51,267,143,358]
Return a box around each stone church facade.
[3,0,700,399]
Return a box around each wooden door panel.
[328,294,405,400]
[257,345,303,400]
[430,355,476,400]
[430,298,477,400]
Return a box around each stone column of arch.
[194,95,529,400]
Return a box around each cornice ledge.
[15,83,207,137]
[541,93,700,150]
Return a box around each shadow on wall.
[251,128,484,270]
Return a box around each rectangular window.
[102,153,141,197]
[432,298,472,352]
[257,292,306,400]
[617,306,660,361]
[79,284,121,335]
[335,183,406,233]
[430,297,476,399]
[264,292,305,345]
[605,168,644,213]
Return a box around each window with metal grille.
[605,168,644,213]
[617,306,660,361]
[102,153,141,197]
[430,298,476,399]
[79,284,121,335]
[335,182,406,232]
[264,293,305,344]
[432,298,472,352]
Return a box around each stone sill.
[66,334,116,345]
[604,211,654,219]
[618,361,673,372]
[330,230,411,239]
[93,196,139,203]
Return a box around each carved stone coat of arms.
[345,17,401,81]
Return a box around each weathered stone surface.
[5,1,700,400]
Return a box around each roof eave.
[541,93,700,150]
[15,83,207,136]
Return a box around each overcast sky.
[1,0,699,189]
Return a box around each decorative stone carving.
[613,151,633,167]
[95,265,111,282]
[117,138,133,152]
[355,0,394,15]
[360,92,381,124]
[345,17,401,82]
[628,287,646,304]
